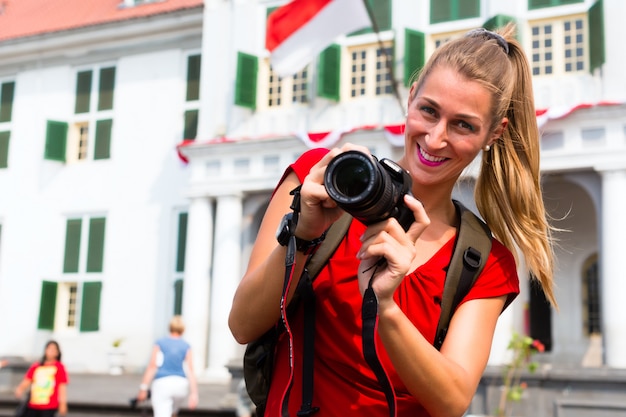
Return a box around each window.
[347,41,394,99]
[37,216,106,331]
[430,0,479,24]
[260,64,309,109]
[529,0,583,10]
[37,280,102,332]
[184,54,201,140]
[0,80,15,168]
[44,67,115,163]
[530,16,588,76]
[582,255,601,335]
[173,211,188,315]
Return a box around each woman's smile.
[417,144,448,167]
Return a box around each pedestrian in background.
[14,340,68,417]
[137,315,199,417]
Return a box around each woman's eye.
[457,121,474,131]
[420,106,436,116]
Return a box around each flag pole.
[360,0,405,115]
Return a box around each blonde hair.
[169,315,186,334]
[413,24,557,306]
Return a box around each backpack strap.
[433,200,492,351]
[297,212,352,417]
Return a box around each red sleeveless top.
[265,148,519,417]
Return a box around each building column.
[206,193,243,381]
[182,196,213,373]
[600,168,626,368]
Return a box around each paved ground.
[0,371,238,414]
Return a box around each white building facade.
[1,1,626,400]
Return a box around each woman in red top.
[15,340,69,417]
[230,24,556,417]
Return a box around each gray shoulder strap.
[306,212,353,279]
[434,200,492,350]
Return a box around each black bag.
[243,213,352,417]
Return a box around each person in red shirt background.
[15,340,68,417]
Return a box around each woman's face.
[45,343,59,361]
[402,65,504,191]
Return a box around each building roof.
[0,0,203,42]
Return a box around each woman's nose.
[425,122,448,149]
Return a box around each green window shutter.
[176,212,188,272]
[0,81,15,123]
[349,0,391,36]
[183,110,199,140]
[234,52,258,110]
[186,55,202,102]
[79,281,102,332]
[317,44,341,101]
[483,15,516,31]
[457,0,479,19]
[404,29,425,87]
[98,67,116,111]
[75,70,93,114]
[431,0,452,23]
[63,219,82,273]
[44,120,68,162]
[529,0,552,7]
[174,279,184,315]
[266,6,278,19]
[86,217,106,273]
[94,119,112,160]
[529,0,583,9]
[588,0,605,73]
[371,0,391,31]
[431,0,479,23]
[38,281,58,330]
[0,131,10,168]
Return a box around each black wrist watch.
[276,213,326,255]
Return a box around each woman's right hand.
[295,143,373,240]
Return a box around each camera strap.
[279,186,352,417]
[360,200,492,417]
[362,275,397,417]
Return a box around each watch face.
[276,213,293,246]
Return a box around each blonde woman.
[230,24,555,417]
[138,316,198,417]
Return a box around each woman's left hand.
[356,194,429,304]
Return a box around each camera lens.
[332,158,371,198]
[324,150,414,230]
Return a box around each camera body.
[324,150,414,231]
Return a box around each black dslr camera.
[324,150,414,231]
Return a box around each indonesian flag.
[266,0,371,77]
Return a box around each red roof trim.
[0,0,203,42]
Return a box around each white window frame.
[528,14,588,77]
[54,281,80,332]
[258,59,310,110]
[70,65,115,163]
[344,41,394,101]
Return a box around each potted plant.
[495,332,544,417]
[108,338,125,375]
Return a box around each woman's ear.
[490,117,508,144]
[407,82,418,107]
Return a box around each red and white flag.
[266,0,371,77]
